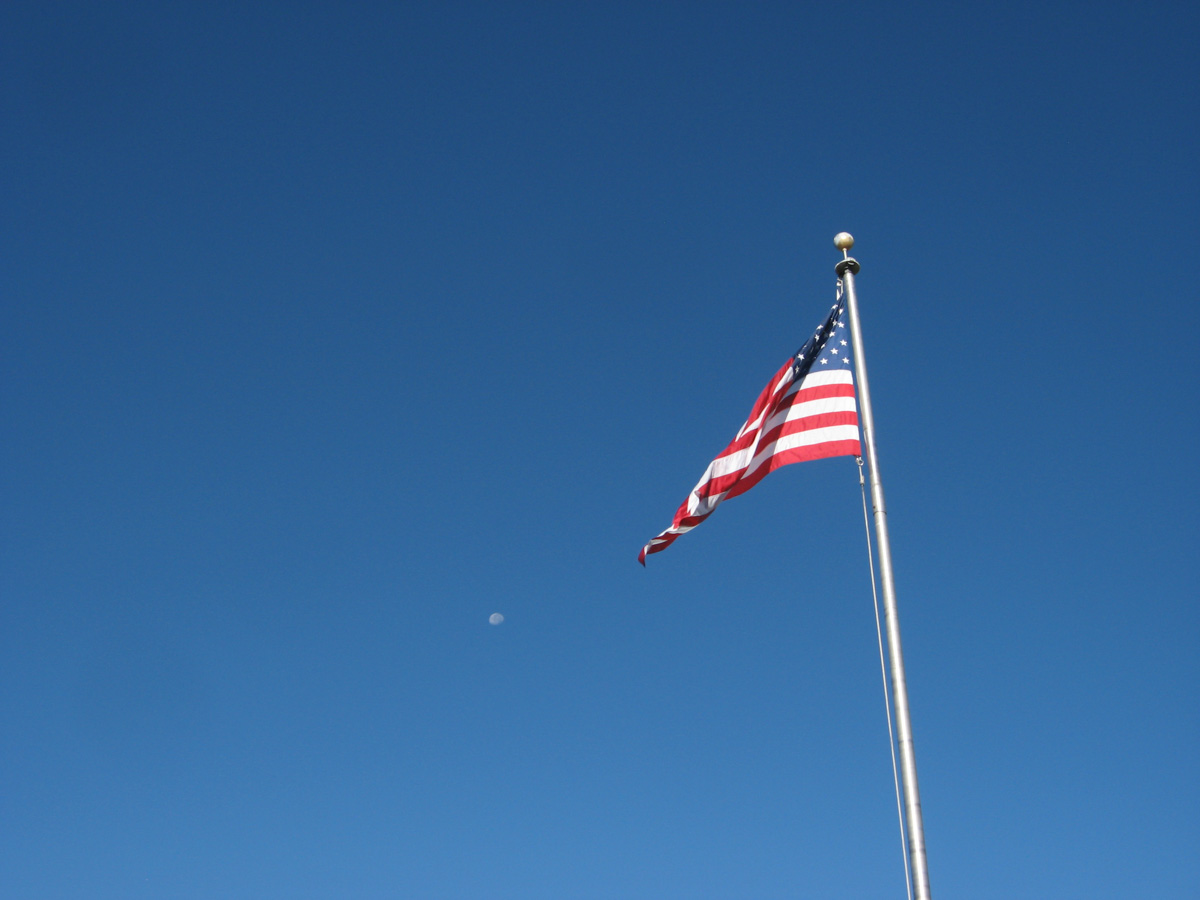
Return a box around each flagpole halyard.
[836,233,933,900]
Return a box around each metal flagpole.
[834,233,932,900]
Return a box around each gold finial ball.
[833,232,855,252]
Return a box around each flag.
[639,286,861,564]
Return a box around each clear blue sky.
[2,2,1197,898]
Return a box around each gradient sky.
[2,2,1197,898]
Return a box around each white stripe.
[763,395,857,433]
[737,367,795,439]
[687,490,727,517]
[799,368,854,388]
[744,424,861,477]
[771,367,795,395]
[779,367,854,401]
[706,442,757,481]
[738,365,848,439]
[710,395,857,481]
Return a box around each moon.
[488,613,504,625]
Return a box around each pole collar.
[836,257,861,276]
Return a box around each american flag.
[639,286,861,564]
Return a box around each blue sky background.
[2,2,1197,898]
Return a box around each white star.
[830,347,839,355]
[840,339,847,346]
[820,358,829,365]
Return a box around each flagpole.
[835,233,932,900]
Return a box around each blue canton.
[791,287,854,381]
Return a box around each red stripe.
[700,412,860,497]
[788,380,856,402]
[735,360,795,428]
[710,381,856,460]
[724,438,861,500]
[756,410,859,452]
